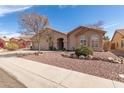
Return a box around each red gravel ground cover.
[22,51,124,83]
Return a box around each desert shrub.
[75,46,93,57]
[5,42,19,50]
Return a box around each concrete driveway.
[0,57,124,88]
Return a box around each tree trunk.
[37,33,41,53]
[38,42,41,52]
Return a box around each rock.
[121,59,124,64]
[92,57,101,60]
[107,57,124,64]
[61,53,70,58]
[79,55,85,59]
[70,53,75,58]
[72,54,78,59]
[86,55,93,60]
[119,56,124,64]
[108,57,114,62]
[119,74,124,78]
[89,55,94,59]
[113,58,121,63]
[69,53,78,59]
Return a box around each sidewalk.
[0,57,124,88]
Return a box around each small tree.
[103,36,110,41]
[18,12,49,52]
[103,35,110,51]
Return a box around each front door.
[57,38,64,50]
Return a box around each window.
[121,40,124,48]
[80,35,87,46]
[91,34,99,48]
[117,42,118,47]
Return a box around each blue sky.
[0,5,124,39]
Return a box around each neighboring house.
[10,35,32,49]
[19,35,33,48]
[0,38,5,48]
[10,38,19,43]
[111,29,124,50]
[0,37,9,48]
[32,26,106,51]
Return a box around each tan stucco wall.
[111,32,124,50]
[67,28,104,51]
[32,28,104,51]
[32,29,67,50]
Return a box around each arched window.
[80,35,87,46]
[91,34,99,48]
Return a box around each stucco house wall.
[67,27,105,51]
[111,30,124,50]
[32,28,67,50]
[32,26,106,51]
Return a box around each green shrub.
[75,46,93,57]
[5,42,19,50]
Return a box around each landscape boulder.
[107,57,123,64]
[61,53,70,58]
[119,56,124,64]
[86,55,94,60]
[79,55,85,59]
[108,57,114,62]
[72,54,78,59]
[114,58,121,63]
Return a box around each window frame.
[91,34,100,48]
[80,35,87,46]
[121,40,124,48]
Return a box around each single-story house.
[10,36,32,49]
[0,37,9,48]
[111,29,124,50]
[0,38,5,48]
[19,35,32,48]
[32,26,106,51]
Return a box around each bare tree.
[85,20,104,30]
[18,12,49,52]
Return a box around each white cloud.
[0,5,32,16]
[58,5,77,9]
[104,23,120,29]
[0,30,20,38]
[58,5,68,9]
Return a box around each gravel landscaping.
[22,51,124,83]
[0,68,26,88]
